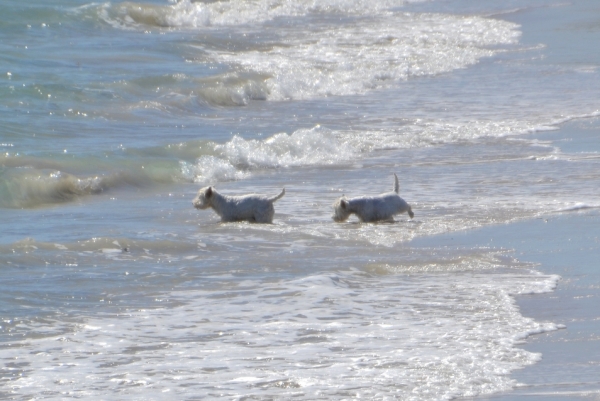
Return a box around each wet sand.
[414,210,600,399]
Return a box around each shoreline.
[413,209,600,400]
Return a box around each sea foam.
[101,0,413,29]
[1,265,560,400]
[99,2,520,104]
[181,126,355,183]
[209,13,520,101]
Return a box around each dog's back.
[196,187,285,223]
[333,173,413,222]
[347,193,408,222]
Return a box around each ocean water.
[1,0,599,399]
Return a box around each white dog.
[332,173,414,223]
[192,186,285,223]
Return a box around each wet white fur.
[332,173,414,223]
[193,186,285,223]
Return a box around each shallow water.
[1,0,599,399]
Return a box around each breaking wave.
[180,126,356,183]
[2,116,578,209]
[96,1,520,104]
[99,0,413,29]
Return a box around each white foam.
[98,2,520,102]
[556,203,598,213]
[180,155,250,183]
[101,0,417,29]
[3,266,560,400]
[212,13,520,101]
[181,125,355,184]
[175,117,567,187]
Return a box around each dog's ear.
[206,187,213,198]
[340,199,347,209]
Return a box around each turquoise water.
[1,0,599,399]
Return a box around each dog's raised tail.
[269,188,285,202]
[393,173,399,194]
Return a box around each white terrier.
[332,173,414,223]
[192,186,285,223]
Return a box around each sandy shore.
[413,209,600,400]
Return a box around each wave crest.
[195,73,271,106]
[100,0,411,29]
[182,126,356,183]
[0,165,179,209]
[216,13,520,101]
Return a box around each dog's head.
[192,186,214,210]
[332,196,351,222]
